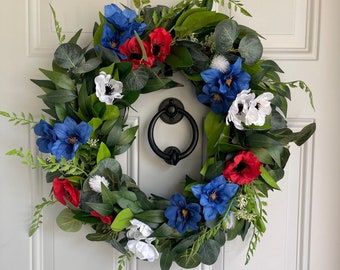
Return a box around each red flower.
[222,151,261,185]
[119,37,155,69]
[90,211,114,225]
[52,178,80,207]
[149,28,172,62]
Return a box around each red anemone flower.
[52,178,80,207]
[149,27,172,62]
[222,151,261,185]
[90,211,114,225]
[119,37,155,69]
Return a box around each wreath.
[0,0,316,269]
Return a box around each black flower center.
[105,85,114,95]
[152,45,161,56]
[235,161,247,172]
[130,53,142,60]
[255,102,261,110]
[237,103,244,114]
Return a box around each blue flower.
[198,57,251,114]
[164,194,201,234]
[101,4,146,58]
[51,117,92,161]
[34,120,57,153]
[191,175,238,221]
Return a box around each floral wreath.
[0,0,316,269]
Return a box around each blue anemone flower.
[51,117,92,161]
[191,175,238,221]
[101,4,146,58]
[34,120,56,153]
[198,57,251,114]
[164,194,201,234]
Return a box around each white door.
[0,0,338,270]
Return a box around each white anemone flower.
[126,219,153,240]
[245,92,274,126]
[88,175,109,193]
[210,55,230,73]
[227,89,255,130]
[94,71,123,105]
[126,219,159,262]
[126,238,160,262]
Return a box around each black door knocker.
[147,98,199,166]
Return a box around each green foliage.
[50,4,65,43]
[29,197,56,236]
[0,111,37,126]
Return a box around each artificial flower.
[126,238,159,262]
[210,55,230,73]
[94,71,123,105]
[126,218,153,240]
[223,151,261,185]
[227,89,255,130]
[149,28,172,62]
[52,178,80,207]
[90,211,114,225]
[164,193,201,234]
[101,24,128,60]
[119,37,155,69]
[34,119,56,153]
[88,175,110,193]
[51,117,92,161]
[191,175,238,221]
[245,92,274,126]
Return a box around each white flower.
[126,219,159,262]
[245,92,274,126]
[88,175,109,193]
[126,239,160,262]
[94,71,123,105]
[225,212,236,230]
[210,55,230,73]
[126,219,153,240]
[227,89,255,130]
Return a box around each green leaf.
[239,34,263,65]
[293,122,316,146]
[150,223,176,238]
[165,45,193,68]
[198,239,221,265]
[175,252,202,269]
[54,43,84,69]
[39,69,76,90]
[97,142,111,163]
[86,232,111,241]
[123,66,149,91]
[110,208,134,232]
[73,57,102,74]
[134,210,165,224]
[112,190,142,213]
[56,208,82,232]
[205,160,225,180]
[86,202,114,216]
[118,126,139,146]
[68,28,83,44]
[101,184,117,205]
[260,166,281,190]
[215,19,239,54]
[160,248,174,270]
[38,89,77,104]
[95,158,122,177]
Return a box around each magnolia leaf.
[260,166,281,190]
[38,89,77,104]
[86,232,111,241]
[54,43,84,69]
[293,122,316,146]
[56,208,82,232]
[215,19,239,54]
[205,160,225,181]
[134,210,165,224]
[160,248,174,270]
[110,208,134,232]
[97,142,111,163]
[39,69,76,90]
[118,126,139,146]
[198,239,221,265]
[239,34,263,65]
[86,202,114,216]
[150,223,176,238]
[165,45,193,68]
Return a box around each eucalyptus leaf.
[123,66,149,91]
[215,19,239,54]
[198,239,221,265]
[73,57,102,74]
[239,34,263,65]
[175,252,202,269]
[54,43,84,69]
[56,208,82,232]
